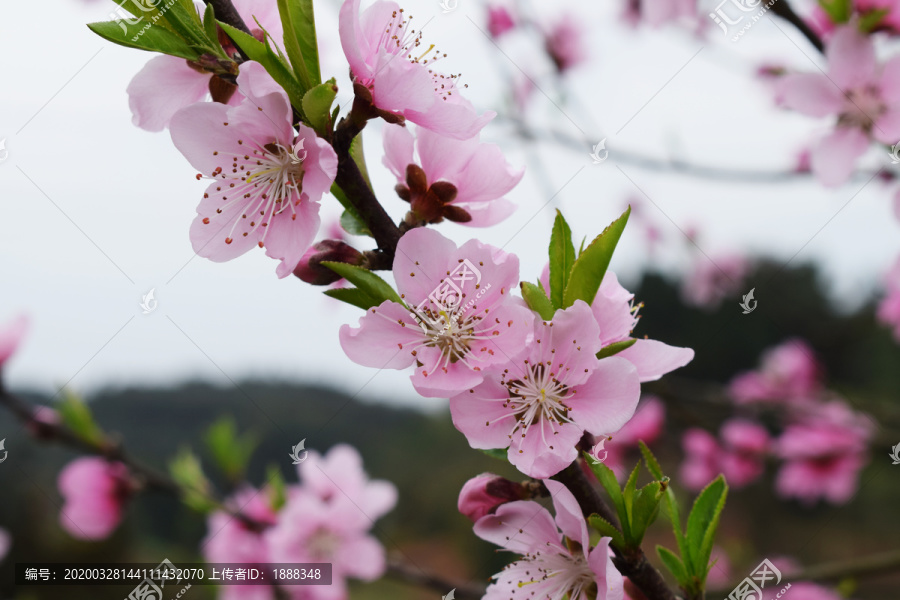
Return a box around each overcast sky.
[1,0,898,409]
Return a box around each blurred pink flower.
[545,15,587,73]
[126,0,283,132]
[604,396,666,477]
[340,228,534,398]
[203,487,278,600]
[762,582,843,600]
[0,314,28,368]
[777,25,900,186]
[26,405,60,439]
[877,255,900,340]
[728,338,822,405]
[680,419,770,490]
[170,62,338,278]
[339,0,493,139]
[681,253,749,309]
[0,528,9,563]
[382,123,523,227]
[630,0,697,28]
[457,473,525,522]
[450,302,640,479]
[58,458,132,540]
[487,5,515,37]
[775,401,873,505]
[474,479,625,600]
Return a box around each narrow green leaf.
[58,392,104,446]
[584,459,630,541]
[597,338,636,360]
[588,514,626,550]
[622,462,641,535]
[276,0,312,89]
[88,20,201,59]
[562,207,630,308]
[479,448,509,461]
[277,0,321,87]
[301,79,337,136]
[157,0,210,47]
[657,545,690,587]
[819,0,852,23]
[320,262,403,307]
[521,282,555,321]
[202,3,219,48]
[340,209,372,237]
[204,416,257,482]
[630,480,665,546]
[323,287,381,311]
[330,184,366,231]
[169,447,216,513]
[639,440,664,480]
[696,477,728,585]
[266,465,287,511]
[548,210,575,309]
[859,8,889,31]
[685,475,728,577]
[219,22,305,108]
[640,441,688,567]
[349,133,373,189]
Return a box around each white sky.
[1,0,898,409]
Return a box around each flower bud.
[458,473,526,522]
[293,240,364,285]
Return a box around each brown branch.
[203,0,252,35]
[770,0,824,53]
[553,462,679,600]
[386,558,486,599]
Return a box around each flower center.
[840,85,885,130]
[307,528,341,560]
[513,545,597,600]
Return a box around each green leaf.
[630,479,666,546]
[548,210,575,309]
[622,463,640,532]
[521,282,555,321]
[57,392,104,445]
[219,22,305,108]
[202,3,219,49]
[87,20,201,59]
[266,464,287,511]
[204,416,258,482]
[323,287,382,311]
[685,475,728,582]
[340,209,372,237]
[169,447,217,513]
[584,459,629,541]
[819,0,852,23]
[640,441,687,565]
[657,545,690,587]
[597,338,637,359]
[588,514,626,550]
[859,8,889,32]
[321,262,403,307]
[301,79,338,136]
[276,0,321,87]
[331,184,367,234]
[349,133,373,189]
[562,207,630,308]
[479,448,509,461]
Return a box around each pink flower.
[170,62,338,278]
[681,253,749,309]
[450,301,641,478]
[487,5,516,37]
[762,582,843,600]
[203,487,278,600]
[629,0,697,28]
[265,490,391,600]
[775,401,873,505]
[877,256,900,340]
[679,428,721,491]
[474,479,625,600]
[544,15,587,73]
[127,0,283,132]
[340,227,534,398]
[26,405,60,439]
[0,528,9,563]
[58,458,132,540]
[339,0,494,139]
[680,419,769,490]
[777,25,900,186]
[297,444,397,525]
[458,473,525,522]
[383,123,523,227]
[0,314,28,369]
[728,338,821,405]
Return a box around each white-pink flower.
[450,302,640,479]
[339,0,494,139]
[777,25,900,186]
[679,419,770,491]
[382,123,523,227]
[58,457,132,540]
[0,314,27,369]
[474,479,625,600]
[340,227,534,398]
[127,0,284,132]
[170,62,338,278]
[728,338,821,405]
[544,15,587,73]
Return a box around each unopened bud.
[458,473,529,522]
[293,240,363,285]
